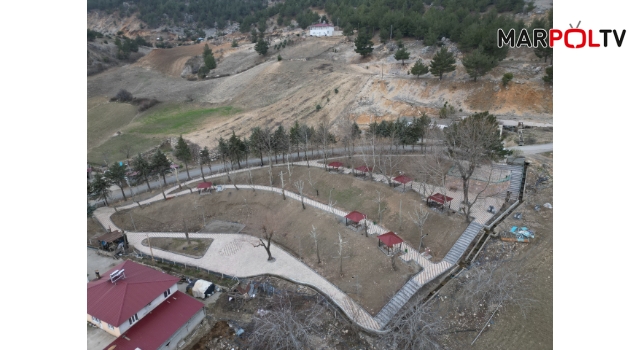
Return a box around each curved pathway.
[94,160,524,332]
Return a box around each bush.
[315,104,321,111]
[277,54,282,61]
[334,88,338,94]
[231,39,238,47]
[198,66,210,79]
[502,73,514,87]
[114,89,133,102]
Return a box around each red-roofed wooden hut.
[354,165,373,176]
[345,210,366,226]
[393,175,412,190]
[197,182,213,193]
[328,161,343,170]
[378,231,404,254]
[427,193,454,209]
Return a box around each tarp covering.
[427,193,454,204]
[192,280,214,299]
[95,231,123,243]
[328,161,343,168]
[378,232,404,247]
[393,175,412,184]
[345,211,366,223]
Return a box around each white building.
[309,23,334,36]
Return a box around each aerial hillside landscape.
[87,1,553,349]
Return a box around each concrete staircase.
[374,278,422,326]
[443,221,485,265]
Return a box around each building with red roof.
[309,22,334,36]
[104,291,205,350]
[88,260,205,350]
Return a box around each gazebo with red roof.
[327,161,343,170]
[354,165,373,176]
[344,210,366,226]
[427,193,454,209]
[197,181,213,193]
[378,231,404,254]
[393,175,413,190]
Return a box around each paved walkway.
[93,159,524,331]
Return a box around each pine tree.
[132,153,153,191]
[394,47,410,66]
[174,135,193,179]
[204,54,217,69]
[354,29,373,57]
[410,59,429,78]
[89,173,112,206]
[203,43,213,58]
[542,66,552,84]
[199,147,211,181]
[429,47,456,80]
[151,148,171,185]
[255,38,268,56]
[462,49,494,82]
[106,162,128,200]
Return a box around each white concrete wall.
[310,27,334,36]
[116,283,178,333]
[161,308,206,350]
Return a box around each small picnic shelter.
[94,230,128,252]
[427,193,454,209]
[393,175,412,190]
[328,161,343,171]
[378,231,404,254]
[345,211,366,226]
[354,165,372,176]
[197,182,213,194]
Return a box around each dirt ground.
[88,32,553,165]
[432,154,553,349]
[112,188,419,314]
[141,237,213,258]
[188,164,468,260]
[87,217,107,242]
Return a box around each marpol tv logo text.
[497,23,626,49]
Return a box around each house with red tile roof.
[88,260,205,350]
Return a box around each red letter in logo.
[565,29,586,48]
[588,30,600,47]
[549,29,563,47]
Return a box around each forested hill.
[89,0,531,35]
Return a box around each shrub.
[316,104,321,111]
[334,88,338,94]
[277,54,282,61]
[114,89,133,102]
[231,39,239,47]
[502,73,514,87]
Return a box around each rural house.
[309,22,334,36]
[87,260,205,350]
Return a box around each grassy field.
[130,104,240,135]
[87,100,240,165]
[87,97,139,150]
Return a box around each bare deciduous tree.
[279,171,286,200]
[408,204,430,252]
[183,218,191,245]
[309,225,321,264]
[254,225,276,261]
[444,112,510,222]
[335,232,348,277]
[294,180,306,209]
[383,298,446,350]
[307,170,319,196]
[247,292,324,350]
[373,190,387,224]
